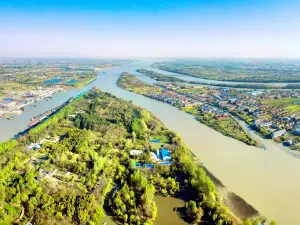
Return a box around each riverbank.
[202,167,259,221]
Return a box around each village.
[142,82,300,149]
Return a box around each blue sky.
[1,0,300,58]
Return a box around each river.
[0,60,300,224]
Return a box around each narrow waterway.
[0,60,300,224]
[144,66,299,87]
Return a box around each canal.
[0,60,300,224]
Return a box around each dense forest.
[0,89,275,225]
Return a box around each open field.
[263,97,299,106]
[263,97,300,113]
[0,82,37,99]
[285,105,300,113]
[177,87,208,94]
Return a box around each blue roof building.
[160,149,171,161]
[159,161,173,165]
[294,128,300,136]
[222,87,230,92]
[228,98,238,103]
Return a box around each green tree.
[0,185,5,207]
[185,200,203,224]
[132,118,148,138]
[269,221,277,225]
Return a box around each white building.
[271,129,286,139]
[130,150,143,156]
[150,152,159,162]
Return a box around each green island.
[117,72,162,94]
[136,69,186,83]
[0,89,275,225]
[135,69,300,89]
[152,60,300,83]
[118,73,258,147]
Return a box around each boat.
[39,116,47,121]
[1,114,14,120]
[28,120,40,127]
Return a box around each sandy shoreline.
[203,167,259,223]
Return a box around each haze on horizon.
[1,0,300,59]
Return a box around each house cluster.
[211,89,300,141]
[144,82,300,146]
[23,86,63,101]
[147,89,198,107]
[199,103,230,120]
[0,86,63,112]
[183,86,300,141]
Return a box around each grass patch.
[118,73,162,95]
[285,105,300,113]
[184,106,200,115]
[0,202,21,225]
[72,77,96,88]
[177,88,206,94]
[196,113,257,146]
[263,97,299,107]
[150,135,169,143]
[150,135,170,149]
